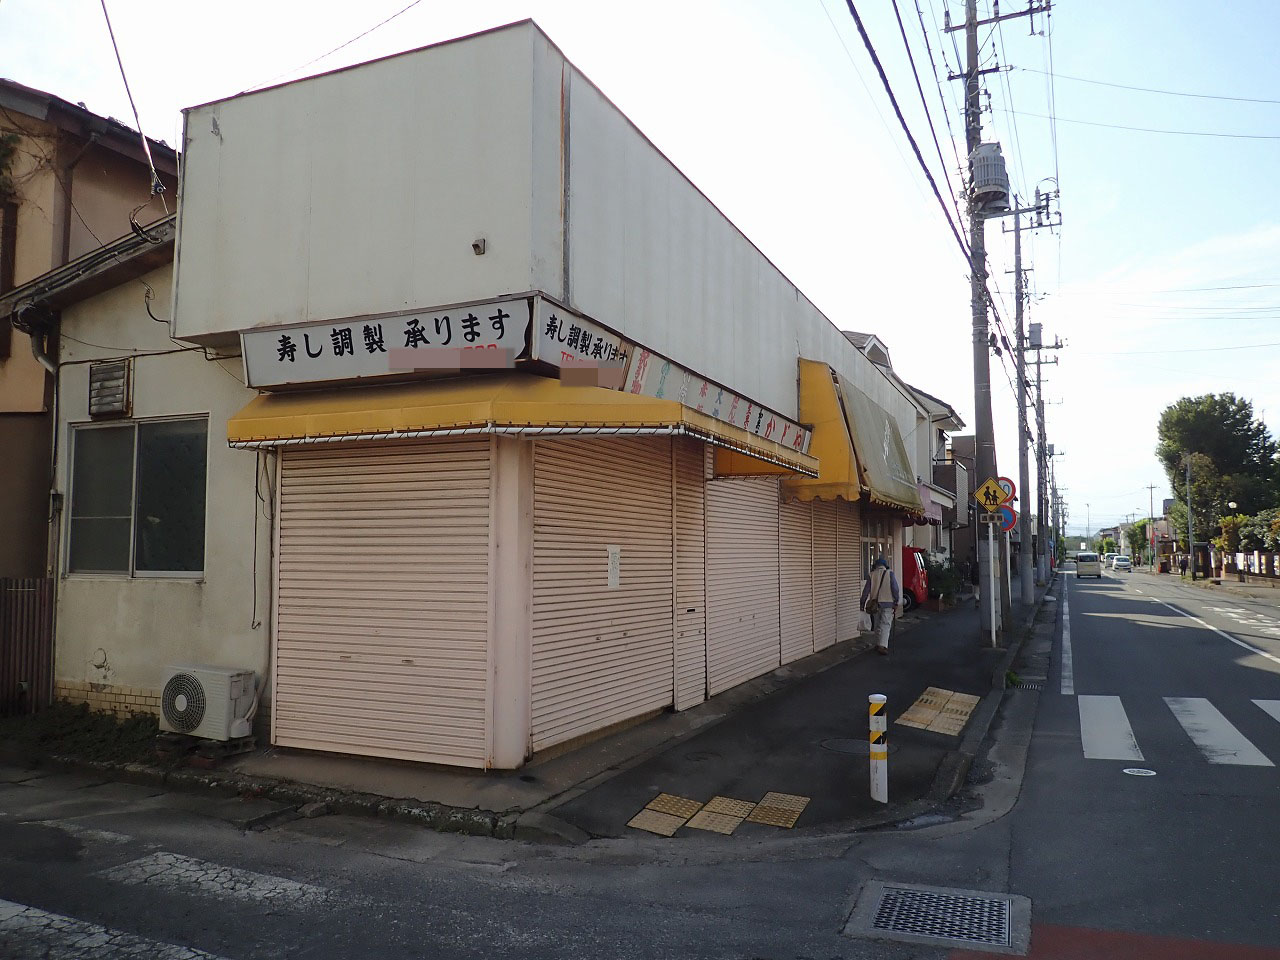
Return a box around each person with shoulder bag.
[860,554,900,656]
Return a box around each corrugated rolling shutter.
[812,500,838,650]
[779,499,814,665]
[705,476,780,695]
[674,438,707,710]
[531,437,674,752]
[274,439,491,767]
[836,500,864,640]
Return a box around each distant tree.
[1241,508,1280,552]
[1156,394,1279,515]
[1213,514,1247,560]
[1100,536,1116,555]
[1126,519,1150,559]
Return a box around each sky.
[2,0,1277,538]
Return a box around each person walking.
[1179,554,1189,578]
[861,554,900,656]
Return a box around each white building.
[5,21,963,770]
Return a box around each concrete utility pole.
[947,0,1050,634]
[1186,453,1195,581]
[1146,483,1158,567]
[1006,195,1055,603]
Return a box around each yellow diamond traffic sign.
[974,477,1007,511]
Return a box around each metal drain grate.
[1016,681,1043,690]
[875,886,1009,944]
[844,881,1031,955]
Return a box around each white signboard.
[626,348,812,453]
[535,301,631,369]
[242,298,531,388]
[607,545,621,589]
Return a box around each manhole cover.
[844,880,1031,955]
[1123,768,1157,776]
[819,738,899,756]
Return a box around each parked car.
[902,547,929,612]
[1075,552,1103,578]
[1104,553,1118,568]
[1113,556,1132,572]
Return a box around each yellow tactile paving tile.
[746,805,804,828]
[685,810,745,835]
[627,809,687,836]
[896,687,980,735]
[702,796,757,818]
[745,793,810,829]
[756,792,810,811]
[645,793,703,819]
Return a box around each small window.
[68,418,208,576]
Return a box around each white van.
[1075,552,1102,578]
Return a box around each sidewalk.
[1130,568,1280,608]
[6,580,1055,843]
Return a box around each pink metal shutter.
[705,477,781,695]
[779,499,814,664]
[531,437,674,752]
[273,439,491,767]
[836,500,864,640]
[673,438,707,710]
[812,500,838,650]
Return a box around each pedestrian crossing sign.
[974,477,1006,511]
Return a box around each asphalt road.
[3,567,1279,958]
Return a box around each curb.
[10,752,518,840]
[851,573,1059,832]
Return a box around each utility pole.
[946,0,1050,635]
[1006,195,1056,603]
[1186,453,1195,581]
[1146,483,1158,568]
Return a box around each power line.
[914,0,968,210]
[818,0,926,199]
[98,0,165,203]
[1077,340,1280,356]
[889,0,962,223]
[1015,65,1280,104]
[1054,282,1280,295]
[1012,109,1280,139]
[242,0,426,93]
[842,0,970,261]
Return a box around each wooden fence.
[0,577,54,716]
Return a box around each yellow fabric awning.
[779,359,861,502]
[227,373,819,476]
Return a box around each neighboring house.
[907,384,967,560]
[6,21,966,769]
[0,218,264,719]
[0,79,177,579]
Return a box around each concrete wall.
[54,265,266,707]
[66,143,175,261]
[174,22,561,342]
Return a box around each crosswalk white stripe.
[1078,695,1144,761]
[96,852,330,907]
[1060,584,1074,695]
[0,898,229,959]
[1253,700,1280,725]
[1164,697,1274,767]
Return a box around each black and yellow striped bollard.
[869,694,887,803]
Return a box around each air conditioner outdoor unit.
[159,665,256,741]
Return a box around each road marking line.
[0,898,229,959]
[1151,597,1280,668]
[1078,696,1144,761]
[1164,697,1274,767]
[1254,700,1280,725]
[1134,588,1144,594]
[95,852,330,907]
[1060,583,1074,695]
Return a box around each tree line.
[1155,393,1280,557]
